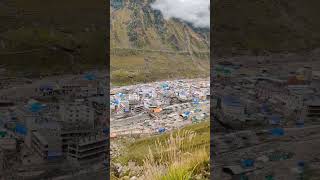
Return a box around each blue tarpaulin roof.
[161,83,169,88]
[296,120,304,127]
[183,112,191,117]
[297,161,305,167]
[270,128,284,136]
[269,115,281,125]
[48,151,62,157]
[241,159,254,168]
[29,103,44,112]
[84,73,96,80]
[103,128,109,134]
[117,93,125,99]
[184,111,190,115]
[158,128,166,133]
[15,124,27,135]
[261,104,269,113]
[113,99,120,105]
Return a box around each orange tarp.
[110,133,117,138]
[153,108,162,113]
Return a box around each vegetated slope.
[0,0,107,76]
[213,0,320,57]
[110,0,210,85]
[111,121,210,179]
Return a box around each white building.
[31,129,62,161]
[59,99,95,128]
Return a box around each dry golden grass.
[140,130,210,180]
[111,121,210,180]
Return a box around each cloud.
[151,0,210,28]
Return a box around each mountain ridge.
[110,0,210,54]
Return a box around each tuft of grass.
[116,121,210,165]
[141,128,210,180]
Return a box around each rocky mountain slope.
[110,0,210,53]
[110,0,210,85]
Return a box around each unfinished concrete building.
[306,99,320,120]
[31,130,62,161]
[60,125,95,153]
[67,133,107,166]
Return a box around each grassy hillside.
[0,0,107,76]
[111,121,210,179]
[213,0,320,56]
[111,51,209,86]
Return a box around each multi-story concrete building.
[31,129,62,161]
[67,133,107,165]
[305,99,320,120]
[60,124,95,153]
[59,99,95,128]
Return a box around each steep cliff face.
[213,0,320,56]
[110,0,210,53]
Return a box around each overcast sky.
[151,0,210,28]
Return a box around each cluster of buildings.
[212,60,320,179]
[213,63,320,130]
[0,72,108,174]
[110,79,210,136]
[213,125,320,179]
